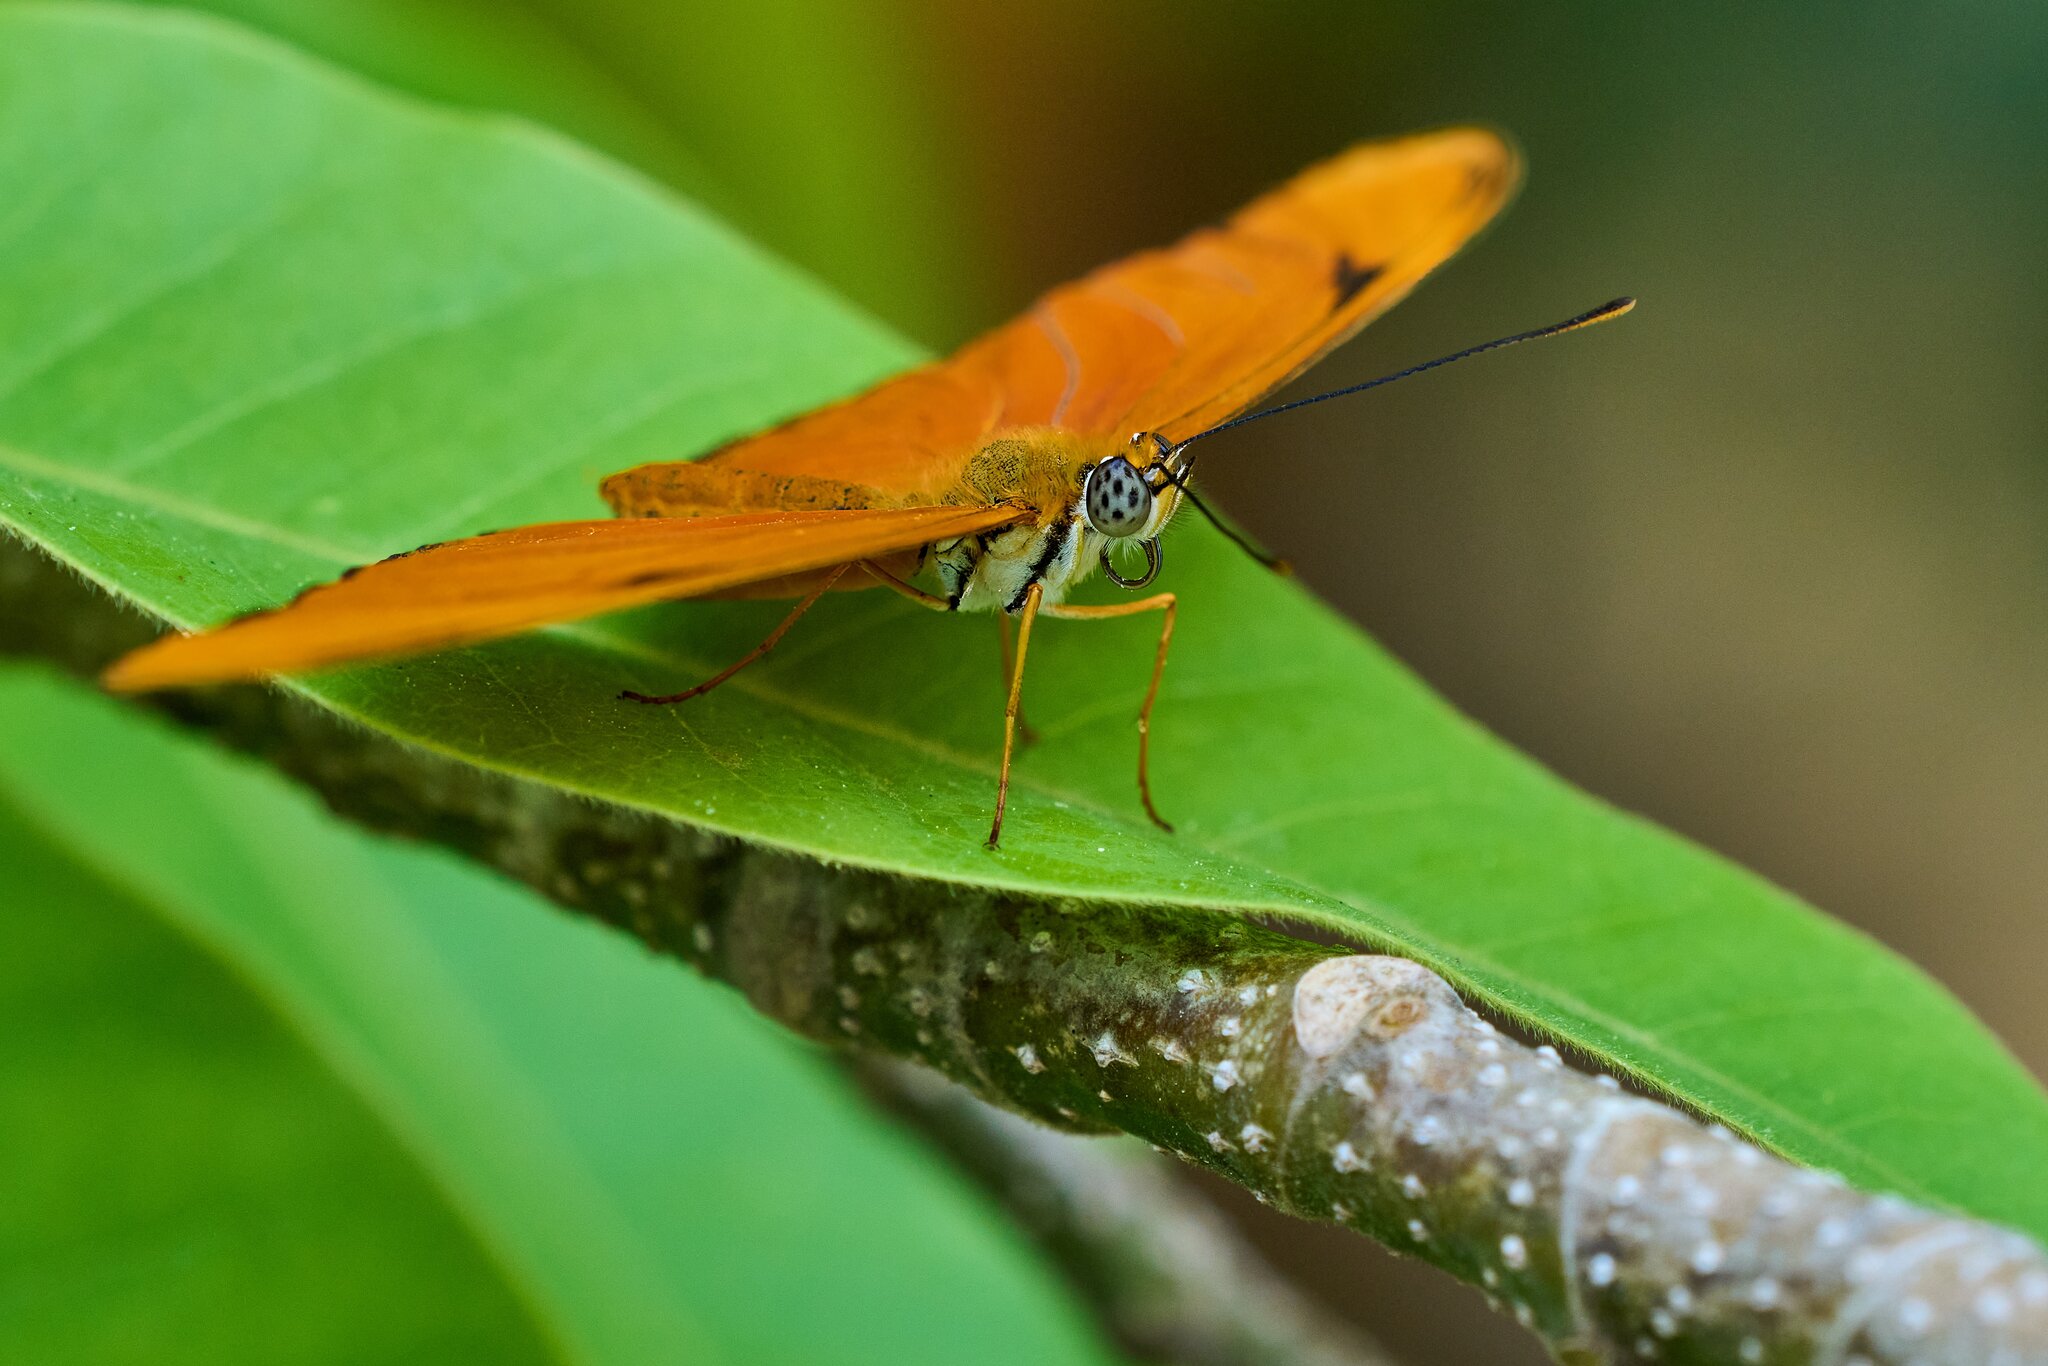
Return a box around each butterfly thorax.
[930,427,1182,614]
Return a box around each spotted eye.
[1083,456,1153,538]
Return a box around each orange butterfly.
[104,128,1628,846]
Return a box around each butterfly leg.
[1041,592,1178,832]
[620,563,849,705]
[997,613,1042,748]
[986,582,1043,849]
[858,559,950,611]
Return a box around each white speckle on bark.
[1091,1032,1132,1068]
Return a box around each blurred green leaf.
[99,0,716,198]
[2,3,2044,1244]
[0,664,1116,1365]
[118,0,980,341]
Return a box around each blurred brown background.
[133,2,2048,1360]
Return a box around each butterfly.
[104,127,1628,846]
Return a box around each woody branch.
[199,684,2048,1366]
[7,544,2045,1365]
[862,1059,1395,1366]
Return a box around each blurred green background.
[11,2,2044,1363]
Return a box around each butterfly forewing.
[1123,129,1517,440]
[613,127,1516,500]
[103,503,1023,691]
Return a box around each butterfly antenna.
[1173,296,1636,456]
[1156,466,1293,575]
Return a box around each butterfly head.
[1081,431,1189,538]
[1074,432,1191,591]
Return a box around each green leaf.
[97,0,718,202]
[0,664,1117,1365]
[2,3,2043,1242]
[112,0,981,341]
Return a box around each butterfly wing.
[610,363,1008,503]
[1022,127,1520,443]
[607,127,1515,502]
[103,503,1022,692]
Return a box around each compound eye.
[1084,456,1154,538]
